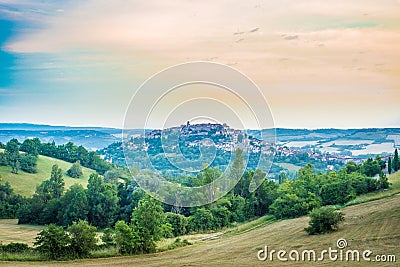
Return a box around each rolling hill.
[1,172,399,266]
[0,154,96,196]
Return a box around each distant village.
[116,122,398,175]
[143,121,272,154]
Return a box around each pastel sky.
[0,0,399,129]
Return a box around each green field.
[275,162,302,173]
[1,172,399,266]
[0,155,96,196]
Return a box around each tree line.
[0,138,112,175]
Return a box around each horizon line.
[1,121,400,131]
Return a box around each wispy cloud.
[1,0,399,127]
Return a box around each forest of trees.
[0,139,398,260]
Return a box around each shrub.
[114,220,137,255]
[270,194,300,219]
[67,161,83,178]
[0,242,29,253]
[68,220,97,258]
[166,212,188,237]
[305,206,344,235]
[319,181,355,205]
[188,208,214,232]
[101,228,116,247]
[34,224,71,260]
[167,238,192,250]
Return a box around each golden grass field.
[1,172,399,266]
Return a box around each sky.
[0,0,399,129]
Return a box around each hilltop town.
[99,123,400,178]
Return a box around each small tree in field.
[305,206,344,235]
[67,160,83,178]
[34,224,71,259]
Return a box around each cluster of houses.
[141,122,270,154]
[125,123,396,173]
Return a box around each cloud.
[1,0,400,128]
[4,0,399,53]
[284,35,298,40]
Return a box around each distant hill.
[0,123,120,132]
[0,153,96,196]
[0,123,123,151]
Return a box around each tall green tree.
[0,180,26,219]
[253,178,279,216]
[58,184,89,226]
[195,166,221,203]
[5,139,20,174]
[131,195,170,253]
[234,170,252,198]
[394,149,400,172]
[20,138,40,157]
[49,164,65,198]
[87,173,119,228]
[388,157,392,174]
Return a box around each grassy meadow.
[0,154,95,197]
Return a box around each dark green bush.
[305,206,344,235]
[1,242,29,253]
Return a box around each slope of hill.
[0,154,96,196]
[1,172,399,266]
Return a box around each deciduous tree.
[87,173,119,228]
[131,195,171,253]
